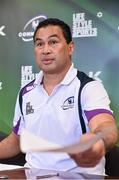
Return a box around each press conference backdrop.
[0,0,119,134]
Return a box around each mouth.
[42,58,54,65]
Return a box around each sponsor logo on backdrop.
[89,71,102,82]
[97,12,103,18]
[0,25,6,36]
[72,13,97,37]
[21,66,38,87]
[0,81,3,90]
[18,15,47,42]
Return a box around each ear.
[68,41,74,55]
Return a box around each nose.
[42,43,51,54]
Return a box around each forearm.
[93,122,118,152]
[0,131,21,159]
[90,114,118,152]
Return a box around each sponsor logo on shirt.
[26,102,34,115]
[61,96,74,110]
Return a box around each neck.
[43,64,71,95]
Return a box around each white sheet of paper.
[20,129,62,153]
[20,129,104,154]
[0,163,23,171]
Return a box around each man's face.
[34,25,74,74]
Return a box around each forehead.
[35,25,64,39]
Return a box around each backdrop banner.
[0,0,119,134]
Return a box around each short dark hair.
[33,18,72,44]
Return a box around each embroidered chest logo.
[26,102,34,115]
[61,96,74,110]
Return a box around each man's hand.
[70,133,105,167]
[71,113,118,167]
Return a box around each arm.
[70,113,118,167]
[90,113,118,151]
[0,131,21,159]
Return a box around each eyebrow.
[34,34,59,43]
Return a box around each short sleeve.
[81,80,113,121]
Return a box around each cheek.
[34,49,41,59]
[34,52,41,66]
[61,48,71,58]
[58,46,68,56]
[34,49,37,58]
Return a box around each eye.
[35,41,44,48]
[49,40,58,45]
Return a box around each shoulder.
[76,71,94,89]
[77,71,93,80]
[19,79,36,97]
[82,80,108,96]
[81,80,111,110]
[18,79,36,115]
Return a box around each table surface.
[0,168,118,179]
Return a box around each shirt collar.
[33,63,77,86]
[34,71,44,86]
[60,63,77,85]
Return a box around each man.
[0,18,118,175]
